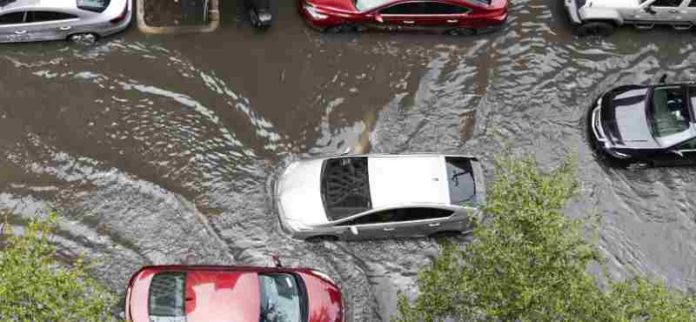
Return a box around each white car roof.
[368,155,450,209]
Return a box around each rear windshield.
[77,0,110,12]
[445,157,476,205]
[321,157,372,221]
[259,273,302,322]
[148,272,186,322]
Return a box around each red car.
[124,264,344,322]
[299,0,508,35]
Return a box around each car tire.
[428,231,462,239]
[576,21,615,36]
[68,33,98,45]
[325,24,356,33]
[305,235,339,243]
[447,28,476,36]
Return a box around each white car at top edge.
[0,0,131,43]
[274,153,486,241]
[565,0,696,36]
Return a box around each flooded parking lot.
[0,0,695,320]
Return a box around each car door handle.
[668,9,679,13]
[447,19,458,23]
[402,20,415,24]
[14,30,26,35]
[428,223,441,227]
[383,227,395,231]
[59,26,72,31]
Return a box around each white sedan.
[274,153,486,241]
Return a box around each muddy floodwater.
[1,0,695,320]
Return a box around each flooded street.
[1,0,695,320]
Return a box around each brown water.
[1,0,695,320]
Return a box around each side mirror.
[271,253,283,267]
[349,226,359,235]
[671,150,684,157]
[375,14,384,23]
[644,6,656,14]
[659,74,668,84]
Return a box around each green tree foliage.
[396,156,696,321]
[0,213,115,321]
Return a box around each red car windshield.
[148,272,186,322]
[259,273,303,322]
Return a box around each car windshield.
[259,274,303,322]
[445,157,476,205]
[354,0,390,11]
[648,86,691,138]
[77,0,110,12]
[321,157,372,221]
[148,272,186,322]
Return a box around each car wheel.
[428,231,462,239]
[447,28,476,36]
[576,21,615,36]
[68,33,98,45]
[305,235,339,243]
[326,24,356,33]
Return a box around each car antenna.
[271,253,283,268]
[659,74,668,84]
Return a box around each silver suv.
[274,154,486,241]
[565,0,696,36]
[0,0,131,43]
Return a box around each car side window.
[342,208,453,225]
[651,0,682,7]
[676,137,696,150]
[0,12,26,25]
[690,0,696,7]
[381,2,425,15]
[422,3,470,14]
[26,11,78,23]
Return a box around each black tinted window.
[149,272,186,320]
[677,138,696,150]
[27,11,77,22]
[321,157,372,221]
[0,12,25,24]
[77,0,111,13]
[344,208,453,225]
[691,0,696,6]
[446,157,476,204]
[382,2,469,14]
[652,0,681,6]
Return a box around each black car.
[589,80,696,166]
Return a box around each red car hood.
[305,0,357,13]
[298,272,344,322]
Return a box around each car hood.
[298,272,343,322]
[305,0,357,13]
[276,159,329,226]
[584,0,638,8]
[600,87,659,148]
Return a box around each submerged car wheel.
[576,21,615,36]
[305,235,339,243]
[325,24,356,33]
[447,28,476,36]
[428,231,462,239]
[68,33,98,45]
